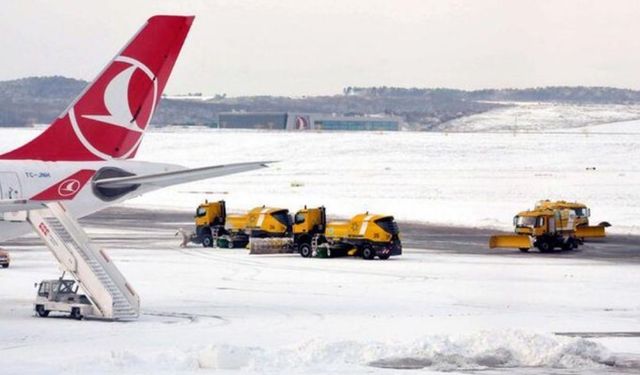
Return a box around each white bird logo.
[68,55,158,160]
[58,179,81,197]
[83,65,145,132]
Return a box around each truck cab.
[292,206,326,257]
[505,208,578,252]
[194,200,227,247]
[34,279,94,320]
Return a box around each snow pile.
[99,331,614,373]
[440,102,640,132]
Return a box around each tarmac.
[4,206,638,263]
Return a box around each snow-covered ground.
[440,102,640,132]
[0,115,639,373]
[1,226,639,374]
[1,119,639,235]
[136,121,639,234]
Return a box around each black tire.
[378,253,391,260]
[70,307,83,320]
[1,264,8,268]
[362,245,375,260]
[562,238,576,251]
[537,240,552,253]
[519,248,529,253]
[36,305,49,317]
[299,242,312,258]
[227,239,235,249]
[202,235,213,248]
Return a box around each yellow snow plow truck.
[534,200,610,239]
[489,208,580,252]
[194,200,291,248]
[250,206,402,260]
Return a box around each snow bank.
[440,102,640,132]
[98,331,614,373]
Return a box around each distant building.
[309,116,399,131]
[217,112,400,131]
[218,112,288,130]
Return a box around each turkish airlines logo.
[295,116,309,130]
[57,179,82,197]
[68,55,158,160]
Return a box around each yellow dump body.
[325,213,396,242]
[245,206,290,236]
[225,214,249,232]
[535,200,608,238]
[325,221,351,238]
[535,200,590,227]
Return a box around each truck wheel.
[537,240,552,253]
[227,239,235,249]
[202,235,213,248]
[362,245,375,260]
[519,248,529,253]
[562,239,575,251]
[299,243,312,258]
[36,305,49,317]
[70,307,83,320]
[1,264,8,268]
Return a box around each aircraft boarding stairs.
[27,203,139,321]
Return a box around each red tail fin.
[1,15,194,161]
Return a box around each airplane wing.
[94,161,272,189]
[0,199,44,214]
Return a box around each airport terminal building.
[217,112,401,131]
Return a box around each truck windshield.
[515,216,536,227]
[196,207,206,217]
[294,213,305,224]
[375,217,399,235]
[574,208,588,217]
[271,210,291,227]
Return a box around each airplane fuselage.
[0,159,184,241]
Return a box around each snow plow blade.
[249,238,294,254]
[575,225,606,238]
[489,235,532,249]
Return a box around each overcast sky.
[1,1,640,96]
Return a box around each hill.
[2,76,640,129]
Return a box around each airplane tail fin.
[0,15,194,161]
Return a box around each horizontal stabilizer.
[0,199,44,214]
[94,161,272,188]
